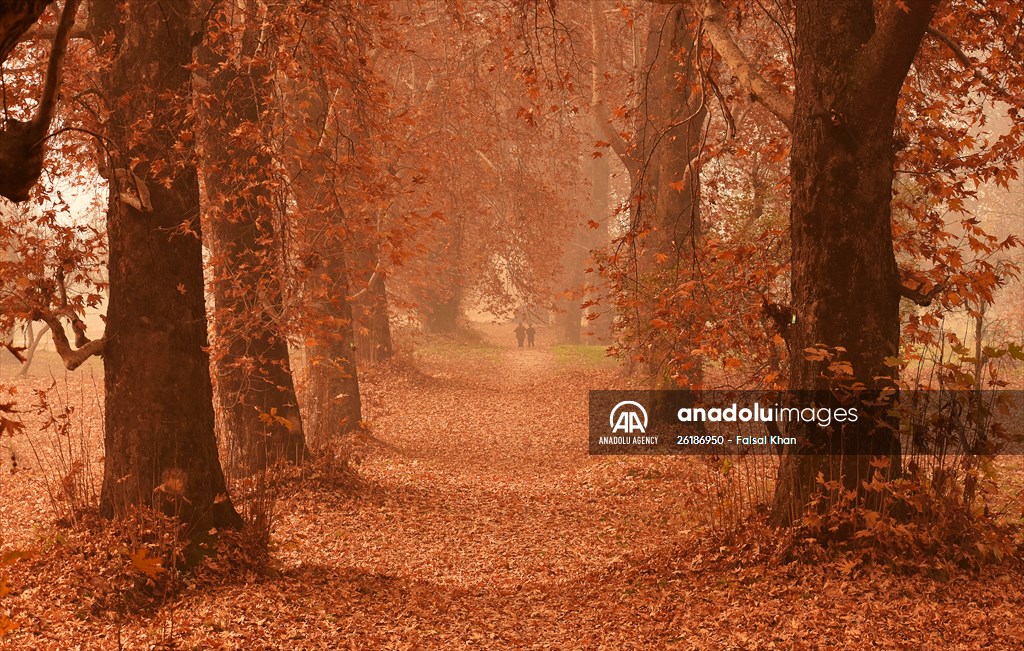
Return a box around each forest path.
[26,324,1017,649]
[233,323,704,647]
[274,323,674,590]
[189,327,1024,650]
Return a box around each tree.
[646,0,1024,522]
[769,0,940,523]
[0,1,51,63]
[278,27,366,450]
[92,0,242,534]
[0,0,81,202]
[195,0,306,472]
[597,2,707,385]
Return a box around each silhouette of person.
[514,322,527,348]
[526,323,536,348]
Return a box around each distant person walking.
[514,322,527,348]
[526,323,536,348]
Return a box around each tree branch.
[593,99,640,179]
[853,0,940,115]
[30,0,83,134]
[34,310,103,371]
[0,0,50,64]
[925,26,1014,103]
[699,0,794,130]
[898,280,944,307]
[17,24,91,44]
[349,267,382,301]
[3,342,27,363]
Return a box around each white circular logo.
[610,400,648,434]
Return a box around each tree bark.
[0,1,50,64]
[422,215,464,335]
[280,63,364,450]
[771,0,940,524]
[299,230,363,450]
[0,0,81,202]
[94,0,241,534]
[352,245,394,363]
[196,0,306,473]
[638,4,706,387]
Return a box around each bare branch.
[699,0,794,130]
[349,267,383,301]
[3,342,27,363]
[593,99,640,179]
[899,280,944,307]
[36,311,104,371]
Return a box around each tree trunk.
[563,280,583,344]
[366,272,394,361]
[300,237,363,450]
[95,0,241,533]
[560,215,585,345]
[281,67,364,450]
[639,4,706,387]
[426,294,460,334]
[196,0,306,473]
[17,321,48,376]
[352,243,394,363]
[584,143,613,344]
[422,215,464,334]
[771,0,939,524]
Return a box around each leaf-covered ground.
[2,326,1024,649]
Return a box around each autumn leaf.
[129,548,165,579]
[803,346,829,362]
[0,616,18,637]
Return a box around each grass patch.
[550,344,616,369]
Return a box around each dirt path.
[276,325,668,592]
[164,326,706,649]
[6,328,1024,649]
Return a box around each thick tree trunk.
[366,272,394,361]
[422,216,464,335]
[95,0,241,533]
[196,1,306,473]
[301,240,363,450]
[273,31,365,452]
[563,281,583,344]
[771,0,939,524]
[353,272,394,363]
[560,215,585,345]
